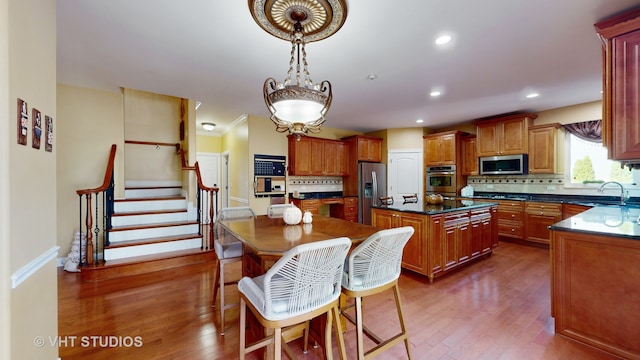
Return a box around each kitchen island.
[372,199,498,282]
[549,206,640,360]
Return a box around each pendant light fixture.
[249,0,348,137]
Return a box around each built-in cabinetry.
[524,201,562,245]
[460,135,478,175]
[562,203,592,219]
[290,198,322,214]
[341,135,383,196]
[494,199,525,241]
[528,123,562,174]
[329,196,358,222]
[372,205,497,282]
[595,8,640,163]
[423,130,461,166]
[287,135,348,176]
[474,113,536,157]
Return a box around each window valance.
[562,120,602,142]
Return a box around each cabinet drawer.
[498,222,525,238]
[497,200,525,211]
[497,210,524,222]
[344,205,357,215]
[525,202,562,216]
[344,197,358,206]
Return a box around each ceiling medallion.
[249,0,348,42]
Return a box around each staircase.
[80,180,215,282]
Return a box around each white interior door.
[388,150,423,202]
[196,152,220,188]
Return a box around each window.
[566,133,638,186]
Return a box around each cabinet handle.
[511,228,515,232]
[511,214,515,218]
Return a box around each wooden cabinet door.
[528,124,560,174]
[440,133,457,164]
[562,203,592,219]
[461,135,478,175]
[476,122,500,157]
[310,137,324,175]
[443,218,460,270]
[336,141,348,175]
[398,213,426,274]
[457,218,471,263]
[288,136,312,175]
[368,138,382,162]
[501,118,528,155]
[323,140,338,175]
[371,208,396,229]
[429,215,444,277]
[525,202,562,245]
[423,136,441,166]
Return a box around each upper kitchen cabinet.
[342,135,382,163]
[475,113,536,157]
[423,130,461,166]
[595,7,640,163]
[460,134,478,175]
[288,136,348,176]
[528,123,563,174]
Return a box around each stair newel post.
[85,194,94,267]
[208,189,214,250]
[78,194,84,267]
[94,193,100,266]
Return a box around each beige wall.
[196,133,222,153]
[56,84,125,252]
[123,88,182,181]
[222,117,250,206]
[7,0,58,359]
[1,0,10,358]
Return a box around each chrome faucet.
[598,181,629,205]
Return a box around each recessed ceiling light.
[526,92,539,98]
[435,35,451,45]
[367,74,378,80]
[416,119,424,124]
[430,91,441,97]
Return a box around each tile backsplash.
[288,176,343,194]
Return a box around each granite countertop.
[372,198,497,215]
[549,205,640,239]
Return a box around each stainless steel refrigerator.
[358,162,386,225]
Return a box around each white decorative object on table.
[303,210,313,224]
[283,205,302,225]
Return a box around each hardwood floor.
[58,241,620,360]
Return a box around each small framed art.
[32,108,42,149]
[45,115,53,152]
[17,98,28,145]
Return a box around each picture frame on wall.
[32,108,42,149]
[17,98,28,145]
[45,115,53,152]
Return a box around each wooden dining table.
[218,214,380,277]
[217,214,380,359]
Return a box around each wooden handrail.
[125,140,180,153]
[77,144,117,195]
[179,148,195,170]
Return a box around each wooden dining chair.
[340,226,415,360]
[212,206,256,335]
[267,203,294,218]
[238,237,351,360]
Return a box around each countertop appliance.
[426,165,456,197]
[480,154,528,175]
[358,162,386,225]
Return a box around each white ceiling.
[56,0,640,135]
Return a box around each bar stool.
[266,203,294,218]
[238,237,351,360]
[341,226,415,359]
[212,206,256,335]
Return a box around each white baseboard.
[11,246,60,288]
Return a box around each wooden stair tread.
[107,234,202,248]
[80,249,216,282]
[112,209,187,217]
[115,195,185,202]
[110,220,199,232]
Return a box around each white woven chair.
[267,203,294,218]
[341,226,415,360]
[212,206,256,335]
[238,237,351,360]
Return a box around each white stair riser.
[125,180,182,188]
[104,238,202,261]
[114,199,187,213]
[124,188,182,199]
[109,224,200,243]
[111,211,188,227]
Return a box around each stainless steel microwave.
[479,154,528,175]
